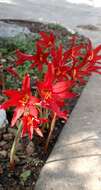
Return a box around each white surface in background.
[0,0,15,4]
[66,0,101,7]
[0,0,101,7]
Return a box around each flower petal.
[22,74,31,93]
[16,49,34,65]
[1,99,18,109]
[11,106,24,127]
[53,81,73,93]
[34,128,43,137]
[3,89,20,98]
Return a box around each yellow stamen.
[42,89,52,100]
[19,94,29,106]
[56,68,61,76]
[40,56,43,62]
[27,116,33,125]
[73,69,77,80]
[88,51,93,61]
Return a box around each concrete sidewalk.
[0,1,101,190]
[35,74,101,190]
[0,0,101,45]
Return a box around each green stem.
[10,121,22,169]
[42,108,49,132]
[45,112,56,152]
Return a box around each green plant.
[1,32,101,168]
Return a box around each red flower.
[37,32,55,49]
[16,46,49,71]
[50,45,72,80]
[37,65,75,119]
[69,40,101,83]
[2,74,40,126]
[30,44,49,71]
[16,49,34,66]
[6,66,20,79]
[22,114,47,139]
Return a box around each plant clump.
[1,31,101,168]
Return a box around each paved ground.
[0,0,101,45]
[0,1,101,190]
[35,74,101,190]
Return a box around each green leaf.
[20,170,31,182]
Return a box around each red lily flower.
[16,49,34,66]
[69,40,101,83]
[22,114,47,139]
[30,44,49,71]
[1,74,40,126]
[37,32,55,49]
[37,64,75,119]
[6,66,20,79]
[16,46,49,71]
[50,45,72,80]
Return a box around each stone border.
[35,74,101,190]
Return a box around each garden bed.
[0,20,89,190]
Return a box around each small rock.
[8,128,17,136]
[1,58,6,63]
[0,140,9,150]
[26,141,35,156]
[0,140,7,148]
[3,133,13,141]
[0,109,8,129]
[0,124,7,135]
[0,133,2,141]
[0,21,31,38]
[0,150,7,158]
[0,109,8,136]
[0,184,4,190]
[0,164,3,175]
[61,120,65,124]
[16,142,23,152]
[26,188,32,190]
[15,155,20,164]
[0,95,4,102]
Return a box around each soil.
[0,20,87,190]
[0,119,67,190]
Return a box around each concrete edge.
[35,74,101,190]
